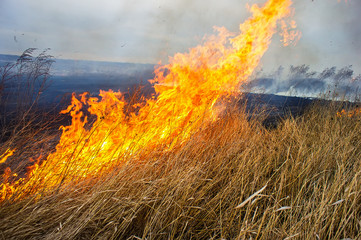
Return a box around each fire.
[337,108,361,118]
[0,0,298,202]
[0,149,14,164]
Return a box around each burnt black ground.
[241,93,314,128]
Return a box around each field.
[1,1,360,238]
[0,100,360,239]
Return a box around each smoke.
[1,0,360,70]
[246,65,361,100]
[255,1,361,99]
[261,0,361,75]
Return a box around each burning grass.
[0,0,300,202]
[0,0,359,238]
[0,102,361,239]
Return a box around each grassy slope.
[0,102,361,239]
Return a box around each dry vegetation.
[0,100,361,239]
[0,49,61,180]
[3,1,359,238]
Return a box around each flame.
[0,149,18,201]
[0,0,298,202]
[0,149,15,164]
[337,108,361,118]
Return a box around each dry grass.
[0,48,61,180]
[1,102,361,239]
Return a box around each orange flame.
[0,0,299,202]
[0,149,15,164]
[337,108,361,118]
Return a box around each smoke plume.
[246,65,361,100]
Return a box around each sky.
[0,0,360,74]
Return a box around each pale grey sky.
[0,0,359,73]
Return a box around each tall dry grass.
[0,100,360,239]
[0,49,61,179]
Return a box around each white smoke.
[246,65,361,100]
